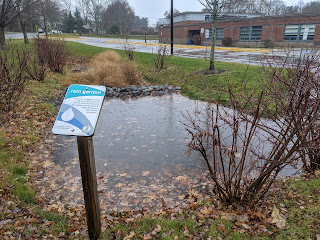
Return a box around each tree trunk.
[0,25,6,47]
[209,0,218,71]
[95,16,99,34]
[19,14,29,44]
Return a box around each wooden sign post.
[52,85,106,239]
[77,136,101,239]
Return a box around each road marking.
[46,36,88,41]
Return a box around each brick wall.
[159,14,320,46]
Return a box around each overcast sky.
[128,0,314,26]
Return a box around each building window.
[216,28,224,40]
[205,14,212,21]
[284,24,315,41]
[205,28,224,40]
[240,26,262,41]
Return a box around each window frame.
[239,26,262,41]
[283,24,315,41]
[216,28,224,40]
[205,28,225,40]
[205,14,212,21]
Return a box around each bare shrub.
[25,56,47,82]
[29,38,68,77]
[46,39,68,73]
[221,37,233,47]
[264,38,276,48]
[25,38,48,81]
[304,124,320,172]
[29,38,50,81]
[183,49,320,204]
[67,51,142,87]
[0,45,29,112]
[262,48,320,173]
[153,46,168,70]
[124,44,135,60]
[193,35,201,45]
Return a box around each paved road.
[6,32,303,66]
[5,32,37,39]
[64,36,274,65]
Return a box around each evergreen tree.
[65,11,75,33]
[74,8,84,33]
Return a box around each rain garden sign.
[53,84,106,239]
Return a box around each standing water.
[49,94,299,211]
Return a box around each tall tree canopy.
[102,0,134,34]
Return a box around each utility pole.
[171,0,173,55]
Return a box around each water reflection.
[51,94,300,211]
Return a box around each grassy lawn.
[67,41,262,103]
[99,175,320,239]
[0,40,319,239]
[50,32,159,41]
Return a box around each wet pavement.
[68,36,274,65]
[6,32,306,66]
[46,94,300,212]
[60,37,305,66]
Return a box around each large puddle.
[50,94,299,212]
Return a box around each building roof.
[174,11,261,18]
[164,12,320,26]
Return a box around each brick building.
[159,12,320,47]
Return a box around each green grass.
[0,41,61,206]
[8,165,28,175]
[34,208,69,234]
[273,177,320,239]
[13,182,35,204]
[66,41,262,103]
[51,32,159,41]
[100,177,320,239]
[1,39,320,239]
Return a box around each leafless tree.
[87,0,108,34]
[75,0,89,24]
[0,0,36,46]
[38,0,61,38]
[17,0,38,44]
[198,0,240,71]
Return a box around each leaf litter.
[2,91,320,239]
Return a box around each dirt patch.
[196,69,226,75]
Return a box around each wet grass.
[0,42,61,206]
[101,175,320,239]
[51,32,159,41]
[66,41,262,103]
[33,208,69,234]
[1,40,319,239]
[272,176,320,239]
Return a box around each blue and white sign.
[52,85,106,136]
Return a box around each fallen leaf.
[124,231,135,240]
[271,205,286,229]
[154,224,162,233]
[241,223,251,229]
[200,207,212,216]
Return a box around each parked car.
[50,30,63,34]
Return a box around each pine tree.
[74,8,84,33]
